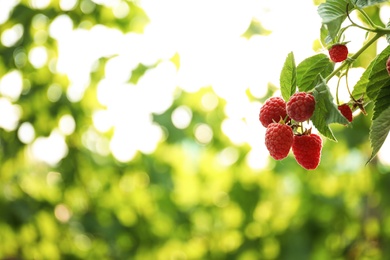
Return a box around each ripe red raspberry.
[329,44,348,63]
[338,103,353,123]
[265,122,293,160]
[259,97,288,127]
[386,55,390,75]
[292,133,322,170]
[286,92,315,122]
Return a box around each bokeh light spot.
[246,147,269,170]
[60,0,78,11]
[29,0,51,9]
[194,123,213,144]
[218,147,239,167]
[171,105,192,129]
[54,204,72,223]
[0,98,21,131]
[1,24,23,47]
[113,1,129,19]
[18,122,35,144]
[0,1,20,24]
[201,92,219,111]
[80,0,95,14]
[59,114,76,136]
[49,15,73,40]
[0,69,23,101]
[28,46,48,68]
[47,84,62,102]
[221,118,247,145]
[92,110,113,133]
[31,130,68,166]
[14,48,28,68]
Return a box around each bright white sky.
[0,0,389,167]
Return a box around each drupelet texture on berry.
[265,122,293,160]
[286,92,315,122]
[338,104,353,123]
[259,97,288,127]
[329,44,348,63]
[386,55,390,75]
[292,133,322,170]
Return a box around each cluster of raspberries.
[256,43,357,170]
[259,92,321,170]
[259,92,354,170]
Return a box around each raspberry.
[292,133,322,170]
[386,55,390,75]
[338,103,353,123]
[286,92,315,122]
[265,122,293,160]
[329,44,348,63]
[259,97,288,127]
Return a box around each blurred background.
[1,0,390,259]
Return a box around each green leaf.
[353,0,389,8]
[296,54,334,92]
[320,24,332,47]
[351,54,376,101]
[311,79,350,141]
[317,0,353,42]
[366,45,390,100]
[352,45,390,103]
[387,19,390,45]
[368,106,390,163]
[280,52,297,101]
[373,84,390,120]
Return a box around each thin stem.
[337,25,354,43]
[335,74,343,105]
[346,6,377,33]
[325,32,384,83]
[356,7,377,29]
[348,4,390,34]
[344,65,356,102]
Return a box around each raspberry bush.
[260,0,390,169]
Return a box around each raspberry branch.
[325,32,384,83]
[325,3,389,83]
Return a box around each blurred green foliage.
[0,1,390,260]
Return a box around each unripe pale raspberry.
[259,97,288,127]
[292,133,322,170]
[329,44,348,63]
[286,92,315,122]
[338,103,353,123]
[265,122,293,160]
